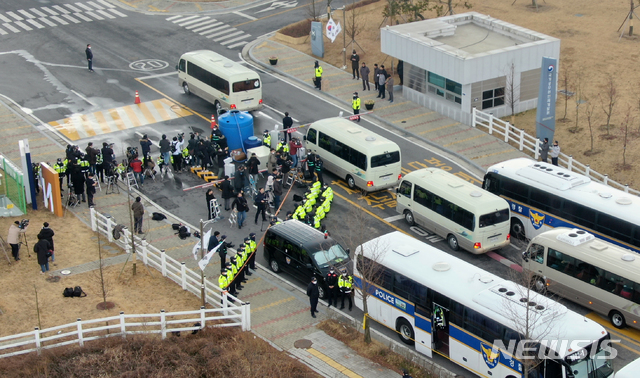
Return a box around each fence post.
[488,113,494,135]
[567,155,573,171]
[200,306,206,329]
[519,129,525,151]
[160,310,167,340]
[181,263,187,290]
[120,312,126,338]
[161,250,167,277]
[625,184,629,193]
[77,318,84,347]
[471,107,477,127]
[90,208,97,231]
[604,174,609,186]
[34,327,41,356]
[106,216,113,242]
[222,292,228,317]
[245,302,251,331]
[504,122,510,143]
[534,138,540,160]
[141,240,148,265]
[585,164,591,178]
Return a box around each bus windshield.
[232,79,260,92]
[371,151,400,168]
[313,244,350,268]
[479,209,510,228]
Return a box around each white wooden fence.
[0,307,240,359]
[472,108,639,196]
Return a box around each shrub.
[279,19,313,38]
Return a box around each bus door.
[432,303,450,357]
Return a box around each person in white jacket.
[550,140,560,166]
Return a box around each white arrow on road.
[255,1,298,14]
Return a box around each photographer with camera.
[171,136,184,172]
[254,187,268,224]
[139,134,152,159]
[101,142,115,166]
[7,220,28,261]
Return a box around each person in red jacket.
[129,156,144,186]
[289,138,302,168]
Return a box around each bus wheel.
[183,83,190,95]
[609,311,626,329]
[404,211,415,226]
[269,259,281,273]
[532,276,546,294]
[396,318,415,345]
[346,175,356,189]
[510,218,525,240]
[447,235,459,251]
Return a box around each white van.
[396,168,511,253]
[177,50,263,112]
[304,117,402,192]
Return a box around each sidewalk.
[115,0,262,14]
[0,97,415,377]
[247,38,529,177]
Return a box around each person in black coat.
[216,147,228,178]
[247,153,260,176]
[220,176,234,210]
[307,277,320,318]
[254,188,268,224]
[206,188,216,219]
[101,142,114,166]
[35,234,52,274]
[85,44,93,72]
[37,222,55,262]
[234,165,248,193]
[71,163,86,202]
[282,112,293,143]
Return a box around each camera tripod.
[19,232,30,258]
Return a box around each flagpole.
[200,219,205,307]
[342,6,346,70]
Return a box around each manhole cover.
[60,270,71,275]
[46,276,61,283]
[294,339,312,349]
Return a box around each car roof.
[268,220,336,249]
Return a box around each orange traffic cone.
[134,90,141,104]
[211,115,217,129]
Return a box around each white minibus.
[523,227,640,330]
[396,168,510,254]
[177,50,263,112]
[304,117,401,192]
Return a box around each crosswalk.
[0,0,126,35]
[48,99,193,141]
[166,15,251,49]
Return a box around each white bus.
[177,50,263,112]
[523,227,640,330]
[304,117,401,192]
[615,358,640,378]
[483,158,640,254]
[396,168,510,254]
[355,231,614,378]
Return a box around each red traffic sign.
[287,128,297,134]
[348,115,359,121]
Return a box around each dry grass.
[276,0,640,187]
[317,319,432,378]
[0,327,321,378]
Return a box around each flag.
[198,242,221,271]
[325,18,341,43]
[192,229,211,261]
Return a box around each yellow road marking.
[93,111,112,134]
[443,133,482,147]
[122,105,143,128]
[252,296,295,312]
[134,78,208,122]
[307,348,364,378]
[81,114,97,137]
[585,312,640,351]
[153,99,171,120]
[49,120,79,140]
[137,102,157,124]
[393,111,434,124]
[471,149,515,160]
[108,109,127,131]
[418,122,459,135]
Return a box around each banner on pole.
[198,241,221,271]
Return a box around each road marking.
[0,14,11,22]
[96,10,115,19]
[41,7,58,16]
[97,0,116,8]
[38,17,57,27]
[74,13,93,22]
[52,5,70,14]
[17,10,35,19]
[0,28,7,35]
[50,16,68,25]
[171,15,198,23]
[227,41,248,49]
[165,15,182,21]
[63,4,82,12]
[220,34,250,45]
[14,21,32,31]
[87,1,105,10]
[71,90,96,107]
[2,23,21,33]
[29,8,48,17]
[108,9,127,17]
[75,3,94,11]
[192,21,222,32]
[86,12,103,20]
[383,214,404,222]
[186,19,217,30]
[233,11,257,20]
[307,348,364,378]
[6,11,24,21]
[200,25,227,36]
[207,28,237,39]
[25,19,45,28]
[214,31,244,42]
[62,14,81,24]
[178,16,209,27]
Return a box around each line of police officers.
[217,232,258,299]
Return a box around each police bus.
[483,158,640,254]
[396,168,510,254]
[355,231,614,378]
[304,117,402,192]
[177,50,263,112]
[523,227,640,330]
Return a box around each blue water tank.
[218,110,254,152]
[244,136,262,150]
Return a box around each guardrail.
[471,108,639,196]
[0,307,238,359]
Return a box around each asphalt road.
[1,0,639,374]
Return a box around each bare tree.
[570,68,583,134]
[558,64,572,122]
[345,0,365,53]
[584,94,599,155]
[94,230,113,310]
[504,62,519,126]
[599,75,619,136]
[334,202,387,344]
[439,0,473,16]
[512,0,541,12]
[307,0,322,21]
[619,106,634,168]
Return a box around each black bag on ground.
[178,226,190,239]
[152,212,167,221]
[293,194,303,202]
[172,223,181,231]
[63,287,74,297]
[73,286,87,297]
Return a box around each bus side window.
[178,59,186,72]
[398,180,412,198]
[527,244,544,264]
[307,128,317,144]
